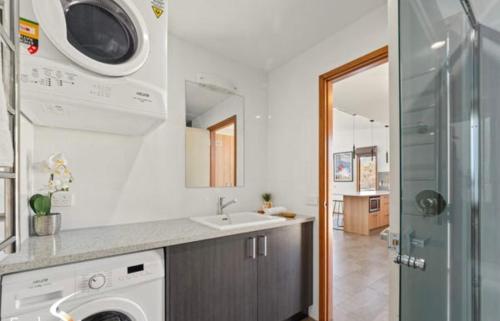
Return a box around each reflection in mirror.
[185,81,244,188]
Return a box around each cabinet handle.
[247,237,256,259]
[258,235,268,257]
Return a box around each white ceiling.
[333,63,389,125]
[186,82,231,121]
[169,0,387,71]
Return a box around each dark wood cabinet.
[212,234,258,321]
[167,238,218,321]
[167,232,258,321]
[167,222,313,321]
[257,223,313,321]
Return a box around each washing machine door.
[32,0,150,77]
[82,311,134,321]
[70,297,147,321]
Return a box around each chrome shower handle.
[394,254,426,271]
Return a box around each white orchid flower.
[46,153,68,171]
[45,153,74,193]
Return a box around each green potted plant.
[29,193,61,236]
[261,193,273,210]
[30,153,74,236]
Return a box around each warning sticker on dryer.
[151,0,166,18]
[19,18,39,55]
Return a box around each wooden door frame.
[207,115,237,187]
[318,46,388,321]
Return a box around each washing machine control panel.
[78,270,112,292]
[88,273,107,289]
[117,263,155,282]
[78,260,162,293]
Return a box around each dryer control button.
[88,273,106,289]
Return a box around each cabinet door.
[369,212,379,230]
[257,223,313,321]
[380,195,390,226]
[168,233,258,321]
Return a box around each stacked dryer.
[20,0,168,135]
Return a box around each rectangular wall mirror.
[185,80,244,188]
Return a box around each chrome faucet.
[217,197,238,215]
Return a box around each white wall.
[29,35,269,230]
[332,109,390,196]
[266,5,388,318]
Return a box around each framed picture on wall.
[333,152,353,182]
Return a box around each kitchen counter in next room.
[0,215,314,276]
[343,192,389,235]
[340,191,390,197]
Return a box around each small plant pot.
[33,213,61,236]
[262,201,273,209]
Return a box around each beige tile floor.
[332,229,390,321]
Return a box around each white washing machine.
[19,0,168,135]
[1,249,165,321]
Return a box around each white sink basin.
[190,212,287,230]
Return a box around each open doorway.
[331,61,390,321]
[318,46,389,321]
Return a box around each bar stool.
[332,200,344,230]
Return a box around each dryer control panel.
[20,57,167,136]
[20,57,165,110]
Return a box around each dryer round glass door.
[64,1,138,64]
[32,0,151,76]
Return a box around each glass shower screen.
[478,20,500,321]
[399,0,477,321]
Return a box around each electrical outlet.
[52,191,74,207]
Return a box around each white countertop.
[0,215,314,276]
[339,191,390,197]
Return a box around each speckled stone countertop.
[0,215,314,276]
